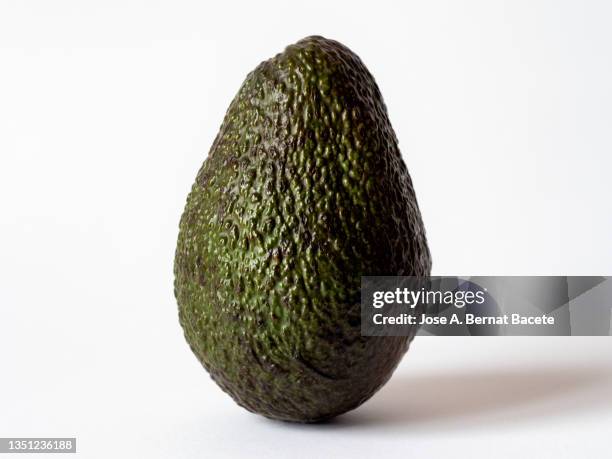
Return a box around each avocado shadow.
[327,364,612,430]
[270,364,612,432]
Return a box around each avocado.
[174,36,431,422]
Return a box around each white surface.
[1,1,611,458]
[4,337,612,459]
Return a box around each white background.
[1,1,611,458]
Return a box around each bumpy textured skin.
[174,36,431,422]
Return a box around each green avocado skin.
[174,36,431,422]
